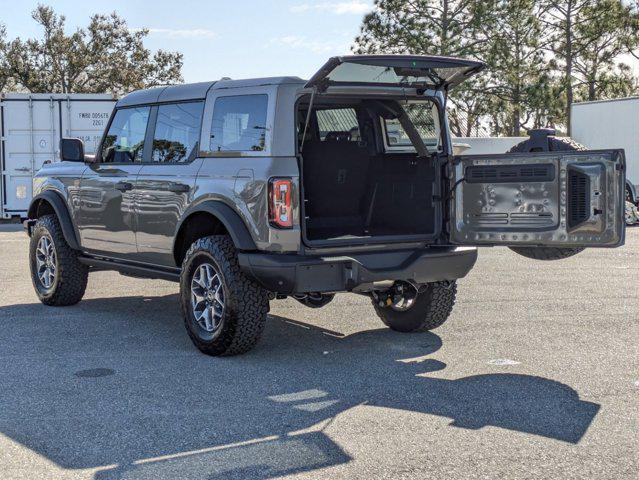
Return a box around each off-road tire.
[29,214,88,306]
[374,282,457,333]
[179,235,269,356]
[506,136,586,261]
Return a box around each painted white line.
[488,358,521,366]
[133,434,280,464]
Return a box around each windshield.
[384,101,441,150]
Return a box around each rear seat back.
[303,139,371,221]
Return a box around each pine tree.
[353,0,496,136]
[484,0,553,136]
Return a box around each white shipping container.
[0,93,116,219]
[572,97,639,201]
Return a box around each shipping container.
[0,93,116,219]
[572,97,639,203]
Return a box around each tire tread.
[30,214,88,306]
[374,282,457,332]
[180,235,269,356]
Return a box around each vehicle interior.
[297,95,444,245]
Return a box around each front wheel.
[29,214,88,306]
[179,235,269,356]
[373,282,457,333]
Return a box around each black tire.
[508,246,586,261]
[295,293,335,309]
[374,282,457,333]
[508,135,587,154]
[506,136,586,261]
[179,235,269,356]
[29,214,88,306]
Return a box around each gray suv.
[25,55,626,356]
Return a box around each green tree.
[483,0,553,136]
[0,25,13,91]
[573,0,637,102]
[352,0,496,137]
[540,0,638,134]
[1,5,183,95]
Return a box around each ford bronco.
[25,55,626,356]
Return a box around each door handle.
[167,183,191,193]
[115,181,134,192]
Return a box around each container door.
[0,98,59,216]
[449,150,626,248]
[59,98,115,155]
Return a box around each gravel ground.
[0,224,637,479]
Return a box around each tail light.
[268,178,293,228]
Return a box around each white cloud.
[270,35,351,54]
[131,28,217,39]
[290,1,371,15]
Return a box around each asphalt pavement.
[0,224,637,479]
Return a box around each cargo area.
[298,96,442,244]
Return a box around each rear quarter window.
[209,95,268,152]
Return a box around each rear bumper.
[238,246,478,294]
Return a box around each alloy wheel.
[190,262,225,333]
[35,234,57,289]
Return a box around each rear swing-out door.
[449,150,626,248]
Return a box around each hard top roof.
[116,77,305,107]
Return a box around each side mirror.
[60,138,85,162]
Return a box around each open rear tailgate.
[305,55,485,92]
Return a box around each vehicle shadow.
[0,295,600,479]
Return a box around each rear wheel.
[179,235,269,356]
[506,136,585,261]
[373,281,457,333]
[29,214,88,306]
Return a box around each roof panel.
[115,77,306,107]
[116,87,166,107]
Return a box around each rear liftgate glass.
[449,150,626,248]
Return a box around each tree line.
[0,5,183,97]
[354,0,639,136]
[2,2,638,137]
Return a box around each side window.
[210,95,268,152]
[101,107,150,163]
[315,108,360,142]
[151,102,204,163]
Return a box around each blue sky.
[0,0,374,83]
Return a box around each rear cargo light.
[269,178,293,228]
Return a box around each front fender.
[28,190,81,250]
